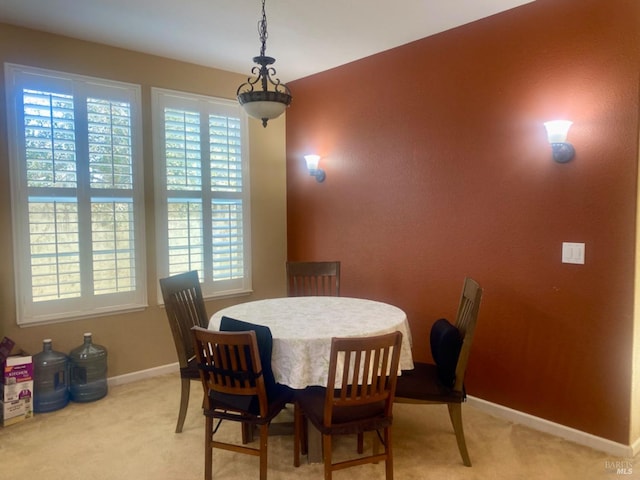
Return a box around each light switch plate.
[562,242,585,264]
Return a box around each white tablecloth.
[209,296,414,389]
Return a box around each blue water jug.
[33,339,69,413]
[69,333,108,402]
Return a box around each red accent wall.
[286,0,640,443]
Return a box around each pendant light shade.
[237,0,292,127]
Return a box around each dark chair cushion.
[219,316,277,388]
[218,316,292,412]
[295,386,390,435]
[395,362,465,402]
[209,381,292,419]
[430,318,462,388]
[181,356,201,379]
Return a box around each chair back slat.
[286,261,341,296]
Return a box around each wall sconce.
[544,120,575,163]
[304,154,326,183]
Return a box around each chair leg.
[294,403,302,467]
[293,402,311,467]
[357,432,364,454]
[384,426,394,480]
[323,433,333,480]
[447,403,471,467]
[301,415,308,455]
[176,377,191,433]
[372,431,380,462]
[242,422,254,444]
[259,424,269,480]
[204,415,213,480]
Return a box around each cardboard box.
[1,397,32,427]
[2,355,33,385]
[2,380,33,402]
[1,354,34,426]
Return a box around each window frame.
[5,63,147,326]
[151,87,252,300]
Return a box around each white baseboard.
[467,395,636,458]
[632,436,640,457]
[107,362,178,388]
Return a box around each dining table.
[208,295,414,463]
[208,296,414,388]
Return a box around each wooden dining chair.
[394,277,483,467]
[293,331,403,480]
[286,261,341,296]
[159,270,209,433]
[191,326,293,480]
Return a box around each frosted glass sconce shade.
[304,154,325,183]
[544,120,575,163]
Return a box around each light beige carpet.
[0,373,636,480]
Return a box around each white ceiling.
[0,0,533,82]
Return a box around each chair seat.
[395,362,465,403]
[296,386,390,436]
[207,383,293,423]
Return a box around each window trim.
[151,87,252,301]
[5,63,147,325]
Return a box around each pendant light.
[237,0,292,127]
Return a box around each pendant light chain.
[258,0,268,58]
